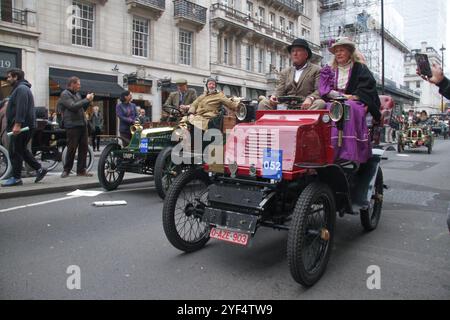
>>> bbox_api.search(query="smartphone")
[415,53,432,77]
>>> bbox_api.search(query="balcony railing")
[1,8,27,25]
[174,0,207,26]
[271,0,303,16]
[125,0,165,11]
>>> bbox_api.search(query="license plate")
[123,153,134,159]
[209,227,249,246]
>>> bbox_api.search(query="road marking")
[0,195,82,213]
[0,186,153,214]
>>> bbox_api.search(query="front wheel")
[154,146,180,200]
[287,182,336,287]
[0,145,12,181]
[98,143,125,191]
[162,169,211,253]
[360,168,384,231]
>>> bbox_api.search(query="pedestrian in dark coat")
[57,76,94,178]
[1,69,47,187]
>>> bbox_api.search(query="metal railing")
[1,8,27,25]
[126,0,165,10]
[273,0,303,15]
[174,0,207,25]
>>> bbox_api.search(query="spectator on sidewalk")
[138,108,150,125]
[89,105,103,152]
[0,98,9,148]
[116,91,137,146]
[57,76,94,178]
[1,69,47,187]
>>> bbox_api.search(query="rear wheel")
[360,168,384,231]
[162,169,211,253]
[0,145,11,181]
[98,143,125,191]
[287,182,336,287]
[34,147,62,172]
[154,146,180,200]
[62,145,94,173]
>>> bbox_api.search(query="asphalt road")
[1,139,449,300]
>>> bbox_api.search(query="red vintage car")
[162,97,386,287]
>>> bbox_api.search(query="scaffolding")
[319,0,398,76]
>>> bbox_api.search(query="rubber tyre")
[62,145,95,173]
[287,182,336,287]
[0,145,12,181]
[162,168,211,253]
[360,168,384,232]
[154,146,179,200]
[34,148,61,172]
[397,142,404,153]
[97,143,125,191]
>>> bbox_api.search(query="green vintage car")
[97,122,181,199]
[98,101,256,199]
[398,124,434,154]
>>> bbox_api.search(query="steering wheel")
[277,96,305,110]
[162,106,183,118]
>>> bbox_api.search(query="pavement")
[0,147,152,199]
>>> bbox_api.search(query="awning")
[49,68,124,98]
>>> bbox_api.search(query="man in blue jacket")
[2,69,47,187]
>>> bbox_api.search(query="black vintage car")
[0,107,94,180]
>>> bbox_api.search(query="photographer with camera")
[57,76,94,178]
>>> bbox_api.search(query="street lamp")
[440,44,446,113]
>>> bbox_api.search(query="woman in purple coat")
[116,90,137,145]
[320,37,381,164]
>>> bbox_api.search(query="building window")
[258,7,265,24]
[279,17,285,32]
[269,51,275,72]
[416,81,421,89]
[224,38,229,64]
[258,49,264,73]
[71,1,94,47]
[269,12,275,29]
[302,28,310,40]
[299,0,305,14]
[132,18,149,58]
[246,45,253,72]
[179,29,193,65]
[288,21,294,36]
[246,1,253,19]
[222,0,235,8]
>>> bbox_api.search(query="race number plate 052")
[209,228,249,246]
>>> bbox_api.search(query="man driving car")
[162,79,197,121]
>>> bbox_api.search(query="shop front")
[49,68,124,135]
[0,46,22,100]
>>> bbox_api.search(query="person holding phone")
[418,63,450,100]
[57,76,94,178]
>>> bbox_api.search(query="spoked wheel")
[154,146,180,200]
[62,145,94,174]
[0,145,12,181]
[287,182,336,287]
[360,168,384,231]
[163,169,211,252]
[98,143,125,191]
[34,147,62,171]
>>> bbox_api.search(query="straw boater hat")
[175,78,188,85]
[328,37,356,55]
